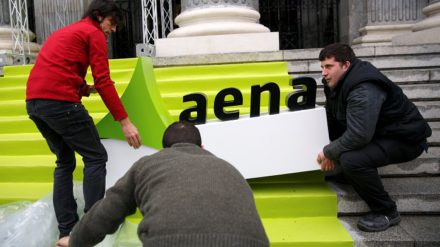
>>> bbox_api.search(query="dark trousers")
[338,137,425,214]
[26,99,107,237]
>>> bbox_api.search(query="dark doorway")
[259,0,340,49]
[112,0,180,59]
[112,0,143,58]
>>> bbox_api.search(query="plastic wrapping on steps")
[0,183,135,247]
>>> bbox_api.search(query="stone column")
[33,0,88,44]
[0,0,10,26]
[168,0,268,37]
[343,0,368,45]
[393,0,440,45]
[352,0,428,46]
[0,0,40,67]
[0,0,10,68]
[154,0,279,57]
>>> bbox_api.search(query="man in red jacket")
[25,0,141,241]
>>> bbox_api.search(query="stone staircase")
[284,44,440,246]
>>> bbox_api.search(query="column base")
[393,27,440,46]
[352,24,413,46]
[0,51,38,66]
[154,32,279,57]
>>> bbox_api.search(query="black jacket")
[323,58,431,160]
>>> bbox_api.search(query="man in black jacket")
[316,43,431,232]
[56,121,269,247]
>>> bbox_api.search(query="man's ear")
[97,16,103,22]
[342,61,351,71]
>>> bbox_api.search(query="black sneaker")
[357,211,401,232]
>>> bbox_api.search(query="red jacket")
[26,17,127,121]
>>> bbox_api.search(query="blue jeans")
[26,99,107,237]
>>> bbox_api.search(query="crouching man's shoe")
[357,211,401,232]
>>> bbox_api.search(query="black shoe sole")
[357,216,401,232]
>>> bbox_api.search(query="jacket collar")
[82,17,103,32]
[324,58,360,98]
[169,143,211,155]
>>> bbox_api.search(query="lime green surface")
[0,58,137,187]
[154,61,293,120]
[121,172,352,247]
[96,57,172,149]
[0,58,353,246]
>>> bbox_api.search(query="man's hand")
[88,85,97,94]
[317,151,336,172]
[120,117,141,149]
[55,236,69,247]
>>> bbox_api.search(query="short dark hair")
[319,43,356,63]
[82,0,124,28]
[162,121,202,148]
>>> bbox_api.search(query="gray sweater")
[69,143,269,247]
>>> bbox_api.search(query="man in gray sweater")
[56,121,269,247]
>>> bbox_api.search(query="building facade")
[0,0,439,62]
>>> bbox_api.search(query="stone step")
[152,44,440,68]
[292,68,440,85]
[283,44,440,62]
[327,177,440,215]
[284,44,440,75]
[339,215,440,247]
[314,83,440,103]
[314,103,440,122]
[287,53,440,74]
[414,102,440,121]
[315,101,440,121]
[428,122,440,145]
[378,146,440,177]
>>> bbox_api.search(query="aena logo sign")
[179,77,317,124]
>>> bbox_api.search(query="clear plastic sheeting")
[0,183,140,247]
[0,193,59,247]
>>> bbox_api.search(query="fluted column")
[353,0,428,46]
[168,0,268,37]
[0,0,10,26]
[393,0,440,45]
[33,0,88,44]
[155,0,278,57]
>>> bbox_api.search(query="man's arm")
[323,82,387,160]
[88,30,141,148]
[68,167,138,247]
[88,30,127,121]
[120,117,142,148]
